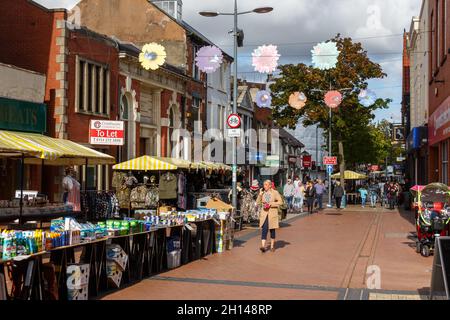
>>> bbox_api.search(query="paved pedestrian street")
[101,206,433,300]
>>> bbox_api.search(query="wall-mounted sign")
[288,156,297,164]
[393,126,405,141]
[0,97,46,134]
[302,155,312,168]
[89,120,124,146]
[429,96,450,146]
[265,155,280,168]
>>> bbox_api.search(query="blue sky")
[38,0,422,123]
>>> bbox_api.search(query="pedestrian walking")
[293,176,301,189]
[333,181,345,209]
[358,185,368,208]
[314,179,326,210]
[305,181,316,214]
[368,181,379,208]
[256,180,283,253]
[283,179,295,213]
[387,182,398,210]
[293,181,305,213]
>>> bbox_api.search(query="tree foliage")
[270,35,392,170]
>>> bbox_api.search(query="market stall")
[0,130,115,225]
[331,171,368,205]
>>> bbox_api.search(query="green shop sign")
[0,97,46,133]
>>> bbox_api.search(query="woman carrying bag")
[256,180,283,253]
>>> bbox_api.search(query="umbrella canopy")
[410,185,426,192]
[331,170,368,180]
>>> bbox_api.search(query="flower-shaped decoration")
[289,92,307,110]
[311,41,340,70]
[256,90,272,108]
[252,45,280,73]
[358,89,377,107]
[324,91,343,109]
[139,43,166,71]
[195,46,223,74]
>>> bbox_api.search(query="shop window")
[75,56,110,116]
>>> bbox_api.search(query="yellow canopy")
[0,130,115,165]
[331,170,368,180]
[113,155,178,171]
[153,157,201,170]
[201,161,232,171]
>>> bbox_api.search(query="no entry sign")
[227,114,241,129]
[89,120,124,146]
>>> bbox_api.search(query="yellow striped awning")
[153,157,193,170]
[0,130,115,165]
[331,170,368,180]
[113,156,178,171]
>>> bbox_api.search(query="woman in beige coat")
[256,180,283,253]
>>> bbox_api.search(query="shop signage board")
[429,96,450,146]
[288,156,297,164]
[370,165,380,172]
[265,155,280,168]
[302,155,312,168]
[430,237,450,300]
[323,156,338,165]
[0,97,46,134]
[89,120,124,146]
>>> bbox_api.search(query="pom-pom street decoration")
[311,42,340,70]
[255,90,272,108]
[252,45,280,73]
[324,91,343,109]
[288,92,307,110]
[139,43,166,71]
[358,89,377,107]
[195,46,223,74]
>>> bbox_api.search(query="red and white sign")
[89,120,124,146]
[302,155,312,168]
[288,156,297,164]
[370,165,380,172]
[227,114,241,129]
[429,96,450,146]
[323,156,338,165]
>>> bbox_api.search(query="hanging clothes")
[159,172,177,200]
[112,172,126,190]
[177,172,187,210]
[63,176,80,212]
[145,187,159,208]
[130,185,149,209]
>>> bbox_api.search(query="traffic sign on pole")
[227,114,241,129]
[323,156,338,166]
[327,165,334,175]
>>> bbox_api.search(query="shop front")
[428,96,450,184]
[407,126,428,185]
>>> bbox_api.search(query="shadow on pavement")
[274,240,291,250]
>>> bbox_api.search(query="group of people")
[356,180,403,210]
[282,177,336,214]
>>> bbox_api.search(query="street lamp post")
[200,2,273,211]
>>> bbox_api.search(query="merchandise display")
[66,264,90,301]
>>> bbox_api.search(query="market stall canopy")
[205,198,234,211]
[153,157,208,170]
[201,161,232,171]
[0,130,115,165]
[113,155,178,171]
[331,170,368,180]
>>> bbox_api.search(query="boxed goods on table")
[106,244,128,271]
[66,264,90,301]
[106,260,123,288]
[167,249,181,269]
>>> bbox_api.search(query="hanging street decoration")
[288,92,307,110]
[324,90,343,109]
[139,43,166,71]
[195,45,224,74]
[358,89,377,107]
[255,90,272,108]
[252,45,280,74]
[311,41,340,70]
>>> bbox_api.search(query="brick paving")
[102,206,434,300]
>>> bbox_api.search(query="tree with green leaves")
[270,35,391,185]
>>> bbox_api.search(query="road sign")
[327,165,334,174]
[89,120,124,146]
[227,114,241,129]
[323,156,338,165]
[227,128,241,138]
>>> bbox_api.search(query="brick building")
[0,0,122,200]
[427,0,450,184]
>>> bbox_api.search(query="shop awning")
[0,130,115,165]
[331,170,368,180]
[201,161,232,171]
[153,157,201,170]
[113,156,178,171]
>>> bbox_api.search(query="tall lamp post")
[199,2,273,211]
[311,87,352,208]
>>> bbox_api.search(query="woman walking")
[293,181,305,213]
[256,180,283,253]
[305,181,316,214]
[333,181,345,209]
